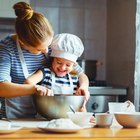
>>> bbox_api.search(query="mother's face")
[20,36,53,54]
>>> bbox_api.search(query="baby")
[25,33,89,111]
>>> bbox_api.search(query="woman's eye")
[57,61,62,64]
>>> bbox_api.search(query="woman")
[0,2,89,119]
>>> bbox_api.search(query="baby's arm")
[24,70,43,85]
[25,70,53,96]
[73,63,90,100]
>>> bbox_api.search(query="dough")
[46,118,81,129]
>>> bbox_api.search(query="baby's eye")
[66,64,71,67]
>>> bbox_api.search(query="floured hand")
[35,85,54,96]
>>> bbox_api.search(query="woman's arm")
[0,81,36,98]
[0,44,37,98]
[0,81,52,97]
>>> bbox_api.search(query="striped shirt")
[0,35,83,119]
[41,68,79,94]
[0,97,6,118]
[0,35,47,119]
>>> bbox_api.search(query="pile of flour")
[46,118,81,129]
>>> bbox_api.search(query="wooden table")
[0,119,140,140]
[1,126,140,140]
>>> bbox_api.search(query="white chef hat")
[50,33,84,63]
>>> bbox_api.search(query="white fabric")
[51,71,74,95]
[17,38,30,79]
[50,33,84,62]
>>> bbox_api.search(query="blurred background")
[0,0,136,110]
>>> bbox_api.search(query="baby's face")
[52,57,74,76]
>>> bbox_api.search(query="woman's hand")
[35,85,53,96]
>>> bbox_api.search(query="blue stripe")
[0,35,47,83]
[41,68,79,93]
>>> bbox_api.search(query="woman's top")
[0,35,83,119]
[0,97,6,118]
[0,35,47,119]
[41,68,79,94]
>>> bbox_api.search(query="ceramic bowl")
[95,113,113,127]
[114,112,140,128]
[67,112,93,126]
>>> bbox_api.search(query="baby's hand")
[76,87,90,101]
[35,85,53,96]
[76,87,90,110]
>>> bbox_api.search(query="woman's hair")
[13,2,54,47]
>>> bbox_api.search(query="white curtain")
[134,0,140,111]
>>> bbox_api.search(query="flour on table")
[46,118,81,129]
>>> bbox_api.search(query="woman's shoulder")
[0,34,16,49]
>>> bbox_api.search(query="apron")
[6,38,36,119]
[51,71,74,95]
[17,38,30,78]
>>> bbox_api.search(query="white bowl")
[114,112,140,128]
[67,112,93,126]
[95,113,113,127]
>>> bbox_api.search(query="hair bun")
[13,2,33,20]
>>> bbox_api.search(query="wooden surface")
[1,126,140,140]
[0,119,140,140]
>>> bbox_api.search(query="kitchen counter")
[0,119,140,140]
[88,86,127,95]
